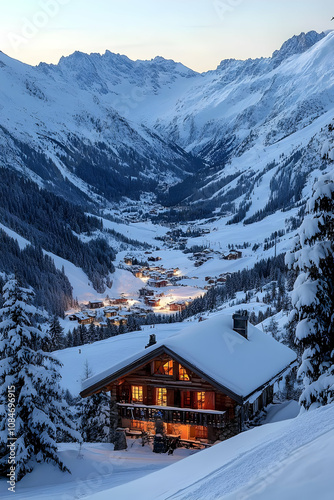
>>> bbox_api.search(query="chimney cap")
[232,311,249,339]
[232,310,249,319]
[145,333,157,349]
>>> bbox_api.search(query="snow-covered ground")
[2,402,332,499]
[0,440,195,500]
[87,403,334,500]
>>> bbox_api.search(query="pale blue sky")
[1,0,333,71]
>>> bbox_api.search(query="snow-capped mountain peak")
[272,30,327,66]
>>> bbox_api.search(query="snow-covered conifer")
[286,171,334,410]
[77,362,110,442]
[47,315,65,351]
[0,278,80,481]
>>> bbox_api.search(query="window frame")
[131,385,144,403]
[153,359,173,376]
[179,365,190,381]
[156,387,168,406]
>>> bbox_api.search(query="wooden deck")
[117,403,228,429]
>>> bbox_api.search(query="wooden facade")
[88,300,104,309]
[116,358,235,442]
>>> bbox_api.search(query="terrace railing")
[117,403,227,429]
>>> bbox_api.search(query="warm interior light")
[156,387,167,406]
[179,365,190,381]
[131,385,143,403]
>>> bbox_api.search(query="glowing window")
[154,360,173,376]
[131,385,143,403]
[156,388,167,406]
[179,365,190,381]
[196,392,205,409]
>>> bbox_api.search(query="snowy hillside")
[89,403,334,500]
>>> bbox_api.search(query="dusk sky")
[1,0,333,72]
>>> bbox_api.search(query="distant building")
[69,312,94,325]
[124,255,133,265]
[88,300,104,309]
[149,279,168,288]
[223,250,242,260]
[169,300,190,312]
[145,297,161,307]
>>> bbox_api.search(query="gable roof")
[80,314,297,402]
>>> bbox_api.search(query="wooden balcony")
[117,403,227,429]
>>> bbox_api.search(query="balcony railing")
[117,403,227,429]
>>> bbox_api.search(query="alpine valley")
[0,30,333,316]
[1,27,334,500]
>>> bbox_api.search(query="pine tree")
[87,322,96,343]
[65,330,74,348]
[47,315,65,351]
[77,362,110,442]
[267,317,279,341]
[0,278,81,481]
[286,171,334,410]
[126,315,142,332]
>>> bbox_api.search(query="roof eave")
[242,358,298,404]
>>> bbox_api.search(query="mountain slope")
[1,31,333,217]
[0,50,202,205]
[148,31,334,219]
[1,31,334,310]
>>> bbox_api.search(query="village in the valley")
[66,246,243,328]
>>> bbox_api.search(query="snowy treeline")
[0,168,116,304]
[0,234,73,317]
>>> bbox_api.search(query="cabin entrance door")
[174,389,181,407]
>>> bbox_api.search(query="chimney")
[232,311,249,339]
[145,334,157,349]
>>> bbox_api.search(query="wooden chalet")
[149,279,169,288]
[110,297,128,306]
[88,300,104,309]
[224,250,242,260]
[71,312,94,325]
[104,307,119,318]
[169,301,189,312]
[145,297,161,308]
[109,316,128,326]
[80,313,297,446]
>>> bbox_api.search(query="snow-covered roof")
[81,314,297,400]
